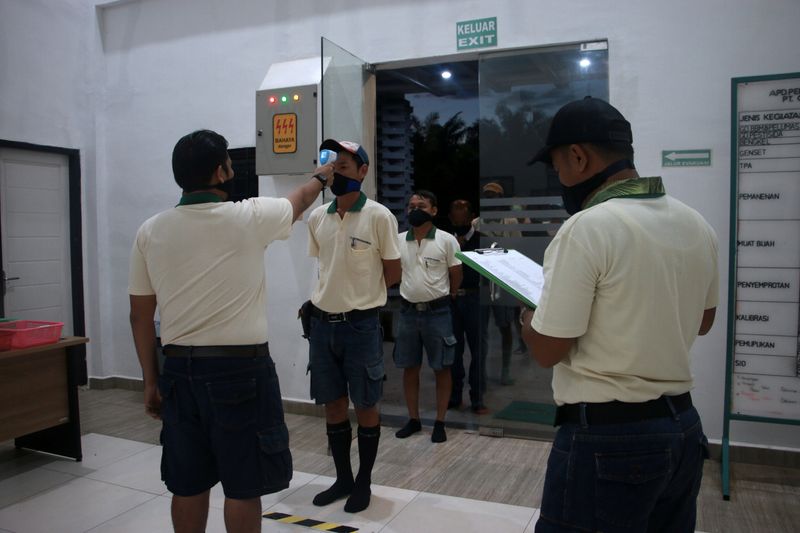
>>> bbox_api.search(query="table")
[0,337,89,460]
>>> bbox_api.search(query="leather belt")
[163,343,269,358]
[455,288,479,296]
[401,296,451,311]
[310,305,379,323]
[554,392,692,426]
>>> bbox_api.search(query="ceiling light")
[441,70,452,80]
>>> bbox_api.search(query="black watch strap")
[312,173,327,189]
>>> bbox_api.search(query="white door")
[0,148,73,335]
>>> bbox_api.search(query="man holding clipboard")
[470,98,718,532]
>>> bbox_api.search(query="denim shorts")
[535,406,709,533]
[393,305,457,370]
[158,353,292,499]
[308,314,384,408]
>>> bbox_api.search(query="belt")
[401,296,451,311]
[455,288,479,296]
[554,392,692,426]
[163,343,269,358]
[310,306,379,323]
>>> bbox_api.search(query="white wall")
[0,0,106,381]
[2,0,799,449]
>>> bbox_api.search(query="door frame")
[0,139,85,338]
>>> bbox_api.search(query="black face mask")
[330,172,362,196]
[561,159,635,215]
[408,209,433,227]
[453,225,471,236]
[213,178,234,198]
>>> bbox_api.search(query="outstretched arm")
[286,163,334,221]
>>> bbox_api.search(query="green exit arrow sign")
[662,149,711,167]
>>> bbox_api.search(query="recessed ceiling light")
[441,70,452,79]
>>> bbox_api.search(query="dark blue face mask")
[330,172,362,196]
[561,159,635,215]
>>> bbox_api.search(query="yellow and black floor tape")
[262,511,359,532]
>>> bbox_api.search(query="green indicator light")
[281,95,288,103]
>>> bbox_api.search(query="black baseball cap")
[528,96,632,165]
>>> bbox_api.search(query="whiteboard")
[729,73,800,421]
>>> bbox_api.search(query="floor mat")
[493,401,556,425]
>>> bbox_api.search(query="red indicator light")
[268,96,276,104]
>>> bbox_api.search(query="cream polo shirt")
[531,194,719,405]
[128,195,294,346]
[308,193,401,313]
[398,226,461,303]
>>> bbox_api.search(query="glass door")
[476,42,609,438]
[320,38,376,196]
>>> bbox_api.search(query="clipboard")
[456,248,544,309]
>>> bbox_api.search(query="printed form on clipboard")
[456,248,544,309]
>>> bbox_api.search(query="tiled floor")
[3,388,799,532]
[0,434,540,533]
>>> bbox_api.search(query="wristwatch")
[312,173,327,190]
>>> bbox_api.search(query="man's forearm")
[298,179,325,212]
[521,307,577,368]
[289,179,325,221]
[383,259,402,288]
[131,319,158,384]
[449,267,463,296]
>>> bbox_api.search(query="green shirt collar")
[405,225,437,241]
[327,192,367,214]
[177,192,224,206]
[583,177,666,210]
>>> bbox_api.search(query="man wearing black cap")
[521,98,718,532]
[306,139,402,513]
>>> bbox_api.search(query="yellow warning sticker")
[263,511,358,532]
[273,113,297,154]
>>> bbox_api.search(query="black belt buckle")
[326,312,346,323]
[404,296,448,311]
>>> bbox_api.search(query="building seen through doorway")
[374,44,609,437]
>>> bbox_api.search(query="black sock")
[313,420,354,506]
[431,420,447,443]
[345,424,380,513]
[394,418,421,438]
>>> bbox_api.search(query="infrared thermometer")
[319,149,337,165]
